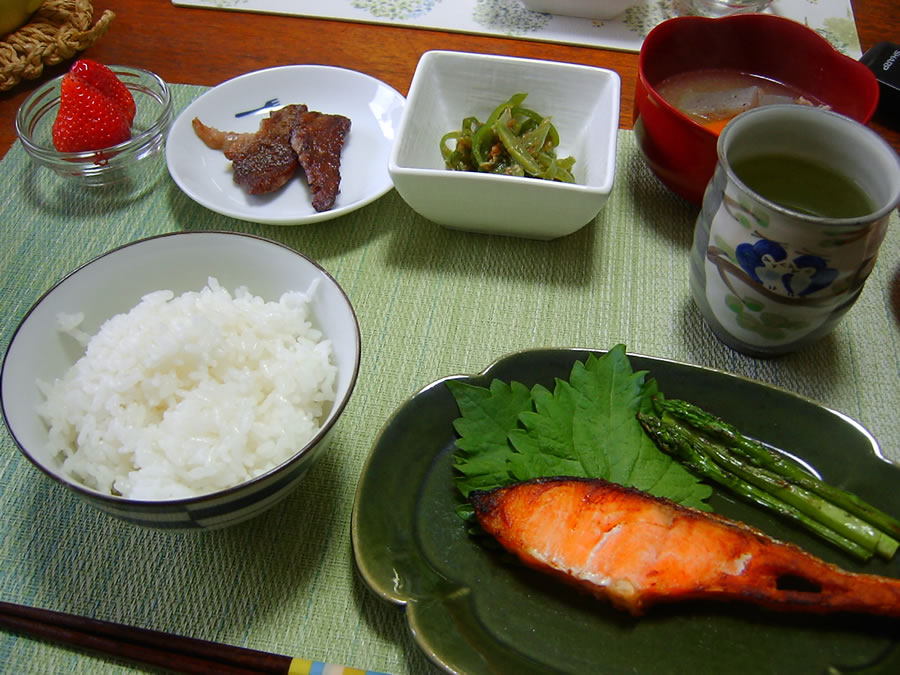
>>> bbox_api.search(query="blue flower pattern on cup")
[736,238,838,298]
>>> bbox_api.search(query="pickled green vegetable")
[439,93,576,183]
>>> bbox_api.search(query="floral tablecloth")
[172,0,864,56]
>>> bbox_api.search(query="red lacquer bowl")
[633,14,880,205]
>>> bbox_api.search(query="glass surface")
[14,66,172,187]
[682,0,774,17]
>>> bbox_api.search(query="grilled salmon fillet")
[470,477,900,616]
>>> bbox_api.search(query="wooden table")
[1,0,898,159]
[1,5,899,673]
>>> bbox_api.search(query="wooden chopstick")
[0,601,386,674]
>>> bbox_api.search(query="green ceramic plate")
[351,349,900,674]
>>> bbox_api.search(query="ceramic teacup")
[690,105,900,357]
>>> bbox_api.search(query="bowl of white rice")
[0,231,361,529]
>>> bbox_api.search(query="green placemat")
[1,83,898,673]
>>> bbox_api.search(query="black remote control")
[860,42,900,124]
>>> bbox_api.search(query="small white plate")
[166,65,405,225]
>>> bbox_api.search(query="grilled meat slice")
[191,118,251,152]
[222,104,308,195]
[192,105,309,195]
[471,477,900,617]
[192,104,350,210]
[290,111,351,212]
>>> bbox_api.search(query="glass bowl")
[15,65,173,187]
[683,0,774,17]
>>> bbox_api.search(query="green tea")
[731,154,874,219]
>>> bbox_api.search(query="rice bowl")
[40,278,337,500]
[1,231,361,529]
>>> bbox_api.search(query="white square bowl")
[389,51,621,240]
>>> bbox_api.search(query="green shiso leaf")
[449,378,534,496]
[450,345,713,512]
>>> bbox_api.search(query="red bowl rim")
[637,14,880,140]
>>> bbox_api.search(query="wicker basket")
[0,0,115,92]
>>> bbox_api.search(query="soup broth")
[656,69,827,133]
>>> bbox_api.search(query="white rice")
[37,277,337,500]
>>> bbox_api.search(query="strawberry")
[69,59,136,124]
[52,74,132,153]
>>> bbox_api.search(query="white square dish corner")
[389,50,621,240]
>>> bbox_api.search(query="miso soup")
[655,69,828,134]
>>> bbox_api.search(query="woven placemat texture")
[0,83,898,673]
[0,0,114,91]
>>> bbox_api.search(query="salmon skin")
[470,477,900,617]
